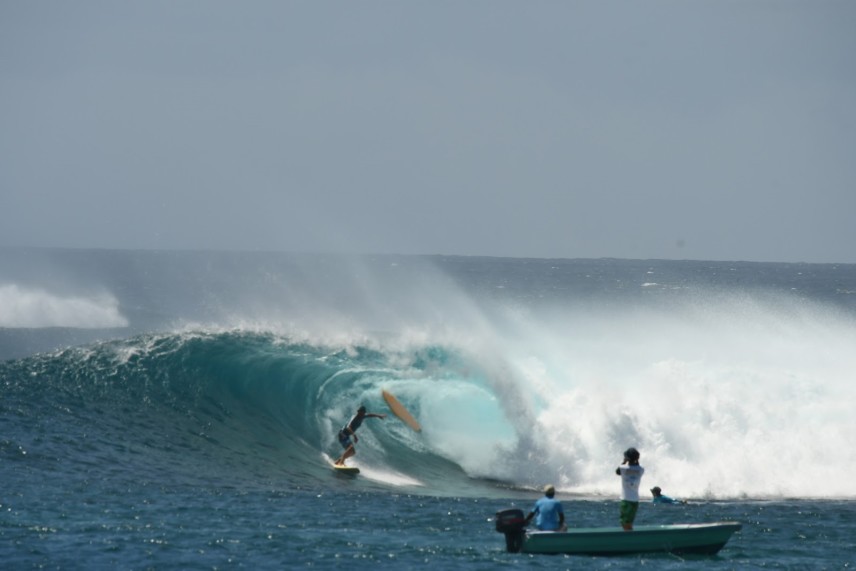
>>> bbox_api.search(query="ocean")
[2,248,855,569]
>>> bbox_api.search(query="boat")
[495,508,741,556]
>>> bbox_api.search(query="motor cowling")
[495,508,526,552]
[495,508,525,533]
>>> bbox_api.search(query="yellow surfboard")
[382,389,422,432]
[333,464,360,475]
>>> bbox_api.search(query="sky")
[1,1,854,263]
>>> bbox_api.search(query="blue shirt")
[653,494,681,504]
[531,496,564,531]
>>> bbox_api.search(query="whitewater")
[2,248,855,568]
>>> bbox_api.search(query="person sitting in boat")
[524,485,566,532]
[334,405,386,466]
[650,486,686,504]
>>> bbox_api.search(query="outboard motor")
[495,508,526,553]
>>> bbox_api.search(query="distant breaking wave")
[0,284,128,329]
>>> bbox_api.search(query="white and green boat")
[496,509,742,556]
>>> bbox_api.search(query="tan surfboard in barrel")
[381,389,421,432]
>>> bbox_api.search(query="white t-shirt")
[618,464,645,502]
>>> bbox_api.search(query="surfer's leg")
[335,433,353,465]
[336,445,355,466]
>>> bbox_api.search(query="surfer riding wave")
[335,405,386,466]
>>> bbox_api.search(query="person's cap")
[544,485,555,495]
[651,486,661,493]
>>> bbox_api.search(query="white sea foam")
[391,292,856,499]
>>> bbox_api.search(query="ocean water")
[2,248,855,569]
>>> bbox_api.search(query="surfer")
[524,485,566,532]
[334,405,386,466]
[615,447,645,530]
[650,486,686,504]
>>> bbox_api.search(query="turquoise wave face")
[0,331,519,497]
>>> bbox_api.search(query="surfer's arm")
[366,413,386,419]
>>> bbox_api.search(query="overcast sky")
[2,1,854,263]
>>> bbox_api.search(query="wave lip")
[0,284,128,329]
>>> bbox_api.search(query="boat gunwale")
[521,521,742,556]
[526,521,743,537]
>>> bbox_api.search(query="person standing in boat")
[334,405,386,466]
[524,484,566,531]
[650,486,686,504]
[615,447,645,530]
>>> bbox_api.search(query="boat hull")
[521,522,742,556]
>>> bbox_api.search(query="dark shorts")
[619,500,639,525]
[338,431,353,449]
